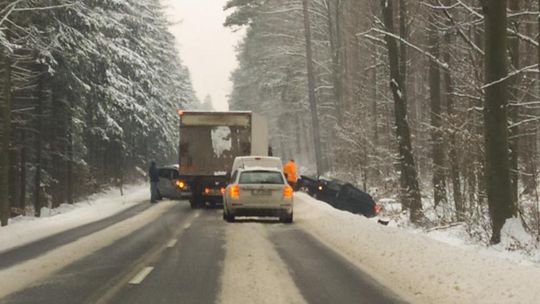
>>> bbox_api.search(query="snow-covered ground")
[0,183,149,253]
[295,192,540,303]
[377,198,540,266]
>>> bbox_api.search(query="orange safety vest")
[283,161,297,183]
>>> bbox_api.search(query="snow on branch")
[358,28,449,71]
[435,0,484,56]
[481,64,538,90]
[12,2,76,12]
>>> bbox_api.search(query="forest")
[0,0,197,226]
[225,0,538,244]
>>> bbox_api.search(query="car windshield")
[238,171,284,184]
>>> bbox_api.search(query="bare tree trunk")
[508,0,520,207]
[0,52,12,226]
[380,0,423,223]
[302,0,324,176]
[521,20,537,195]
[19,129,27,212]
[481,0,516,244]
[66,100,74,204]
[428,3,447,208]
[33,66,48,217]
[327,0,343,125]
[372,52,380,183]
[442,39,464,221]
[440,0,463,220]
[398,0,409,200]
[399,0,407,90]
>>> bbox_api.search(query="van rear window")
[239,171,284,184]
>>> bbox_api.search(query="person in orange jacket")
[283,159,297,189]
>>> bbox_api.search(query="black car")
[314,178,346,204]
[296,175,319,194]
[334,183,380,218]
[305,177,380,218]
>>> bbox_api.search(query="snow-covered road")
[1,188,540,303]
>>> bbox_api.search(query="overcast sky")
[165,0,244,111]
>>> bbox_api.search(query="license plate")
[203,189,221,195]
[252,189,272,196]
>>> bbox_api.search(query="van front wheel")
[223,210,235,222]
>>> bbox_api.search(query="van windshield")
[239,171,284,184]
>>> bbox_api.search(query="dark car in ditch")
[300,176,380,218]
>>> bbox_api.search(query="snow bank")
[294,193,540,304]
[0,183,149,253]
[500,218,535,251]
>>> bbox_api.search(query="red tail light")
[374,203,381,214]
[229,184,240,199]
[283,185,294,198]
[220,187,226,194]
[204,187,210,194]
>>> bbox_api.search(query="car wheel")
[224,210,235,223]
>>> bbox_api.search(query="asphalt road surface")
[0,201,406,304]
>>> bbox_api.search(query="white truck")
[176,111,269,208]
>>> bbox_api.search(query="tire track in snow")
[219,222,307,304]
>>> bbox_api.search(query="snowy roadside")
[294,192,540,304]
[0,183,149,253]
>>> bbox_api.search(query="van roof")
[238,166,283,173]
[232,156,282,172]
[234,156,281,161]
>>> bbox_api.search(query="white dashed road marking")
[129,267,154,285]
[166,239,178,248]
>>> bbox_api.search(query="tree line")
[0,0,197,226]
[225,0,539,244]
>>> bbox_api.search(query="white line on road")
[129,266,154,285]
[166,239,178,248]
[183,222,192,230]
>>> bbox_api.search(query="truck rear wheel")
[190,196,203,209]
[281,213,293,224]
